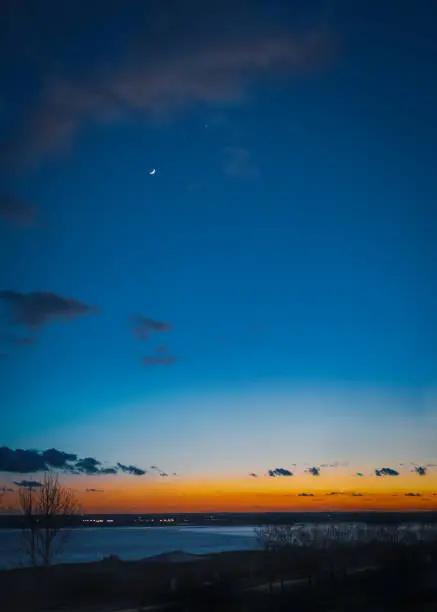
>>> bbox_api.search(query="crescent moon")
[149,169,156,175]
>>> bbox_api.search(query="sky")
[1,0,436,513]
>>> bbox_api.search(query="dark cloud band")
[0,291,98,328]
[0,447,145,477]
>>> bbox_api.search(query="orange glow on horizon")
[66,473,437,514]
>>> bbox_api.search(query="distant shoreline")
[1,510,436,529]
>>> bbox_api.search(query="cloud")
[85,488,104,493]
[150,465,168,477]
[13,480,42,488]
[142,355,180,366]
[412,466,428,476]
[326,491,363,497]
[375,467,399,477]
[116,463,146,476]
[0,195,38,227]
[0,447,145,477]
[356,472,365,477]
[0,486,14,493]
[249,472,258,478]
[268,468,293,478]
[306,466,320,476]
[41,448,78,468]
[405,493,421,497]
[73,457,102,474]
[329,461,349,468]
[12,20,331,165]
[298,493,314,497]
[74,457,117,475]
[130,315,172,340]
[0,446,64,473]
[0,291,98,328]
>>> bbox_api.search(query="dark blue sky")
[1,0,436,481]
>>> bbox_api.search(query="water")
[1,522,434,569]
[0,526,259,569]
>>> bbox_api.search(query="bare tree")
[18,483,39,566]
[255,524,297,592]
[18,473,80,566]
[37,472,80,565]
[255,524,296,550]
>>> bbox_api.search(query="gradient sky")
[1,0,436,512]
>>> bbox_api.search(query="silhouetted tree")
[18,472,80,566]
[255,524,297,592]
[18,482,39,566]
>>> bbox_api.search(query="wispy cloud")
[298,492,314,497]
[356,472,365,477]
[13,480,42,488]
[10,24,331,166]
[0,291,98,329]
[405,492,421,497]
[143,355,180,367]
[249,472,258,478]
[130,314,172,341]
[150,465,169,477]
[85,488,104,493]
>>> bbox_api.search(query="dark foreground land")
[2,539,437,612]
